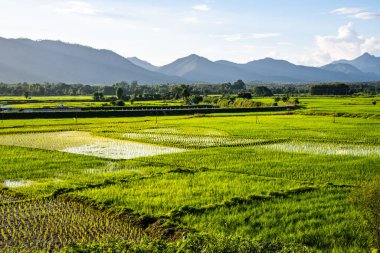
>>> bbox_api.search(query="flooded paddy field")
[0,131,185,159]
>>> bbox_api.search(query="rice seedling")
[262,141,380,157]
[181,187,370,252]
[0,198,145,252]
[73,171,313,216]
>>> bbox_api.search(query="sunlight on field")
[141,126,226,136]
[0,198,144,252]
[0,131,185,159]
[62,141,185,159]
[3,179,32,188]
[262,141,380,157]
[123,132,259,147]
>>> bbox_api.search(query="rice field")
[0,198,145,252]
[262,141,380,157]
[0,96,379,252]
[0,131,185,159]
[73,171,313,216]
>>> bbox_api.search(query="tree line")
[0,81,378,98]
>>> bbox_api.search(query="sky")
[0,0,380,66]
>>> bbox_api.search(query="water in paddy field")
[262,142,380,157]
[123,132,258,147]
[3,180,32,188]
[0,131,186,159]
[62,140,185,159]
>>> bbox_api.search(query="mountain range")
[0,37,379,84]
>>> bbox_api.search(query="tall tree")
[116,87,124,100]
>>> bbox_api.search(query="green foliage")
[253,86,273,97]
[237,91,252,99]
[232,79,246,90]
[23,91,29,99]
[116,87,124,100]
[189,95,203,105]
[115,99,125,106]
[216,98,261,108]
[310,83,350,95]
[93,91,104,101]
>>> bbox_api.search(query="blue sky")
[0,0,379,66]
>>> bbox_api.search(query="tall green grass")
[181,187,370,252]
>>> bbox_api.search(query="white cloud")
[330,7,380,20]
[222,34,243,42]
[354,12,380,20]
[331,7,362,15]
[251,33,280,39]
[152,27,162,33]
[52,1,98,15]
[181,17,199,23]
[277,42,293,46]
[303,22,380,65]
[218,33,280,42]
[193,4,210,11]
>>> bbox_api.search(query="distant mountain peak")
[127,56,159,72]
[357,52,376,60]
[361,52,373,57]
[183,54,209,62]
[333,52,380,76]
[188,53,202,58]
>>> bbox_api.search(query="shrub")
[115,100,125,106]
[253,86,273,97]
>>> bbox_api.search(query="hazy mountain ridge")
[333,53,380,76]
[0,37,379,84]
[157,54,268,83]
[158,54,379,83]
[0,37,183,84]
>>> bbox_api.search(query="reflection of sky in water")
[4,180,32,188]
[62,141,185,159]
[123,133,258,147]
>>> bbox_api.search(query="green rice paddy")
[0,95,379,252]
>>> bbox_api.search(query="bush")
[115,100,125,106]
[237,92,252,99]
[189,95,203,105]
[253,86,273,97]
